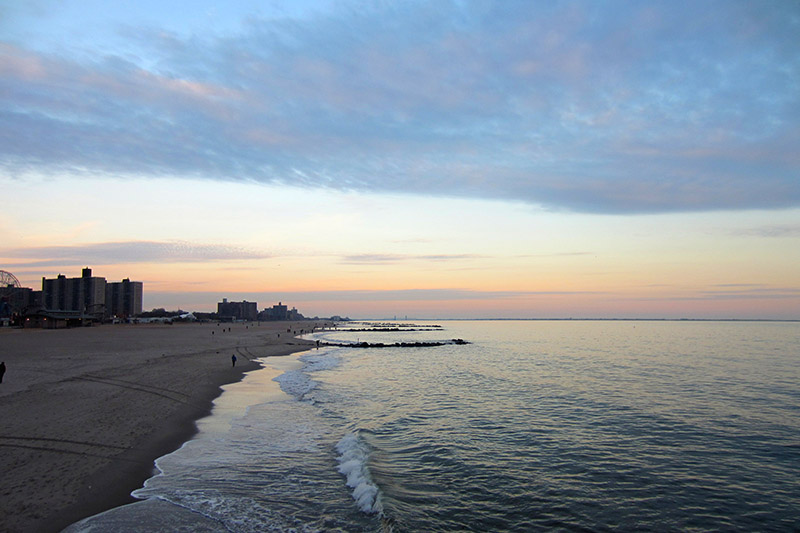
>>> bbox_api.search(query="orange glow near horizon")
[2,178,798,319]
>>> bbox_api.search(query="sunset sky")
[2,1,799,319]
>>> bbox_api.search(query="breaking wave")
[335,432,383,515]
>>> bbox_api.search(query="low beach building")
[1,286,42,315]
[23,309,89,329]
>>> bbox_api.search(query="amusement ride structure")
[0,269,21,298]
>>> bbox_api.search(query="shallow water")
[67,320,800,532]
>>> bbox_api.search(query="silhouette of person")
[0,361,5,383]
[231,354,237,367]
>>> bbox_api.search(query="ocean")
[66,320,799,532]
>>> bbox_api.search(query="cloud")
[731,224,800,238]
[1,241,269,266]
[1,1,799,213]
[629,286,800,301]
[712,283,766,288]
[698,287,800,300]
[340,253,484,264]
[146,288,604,305]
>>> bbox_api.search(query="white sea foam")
[273,369,316,399]
[335,432,383,515]
[298,350,341,372]
[274,350,341,400]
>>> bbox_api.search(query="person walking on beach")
[0,361,5,383]
[231,354,237,367]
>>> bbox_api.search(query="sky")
[1,0,799,319]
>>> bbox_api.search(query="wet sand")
[0,321,323,533]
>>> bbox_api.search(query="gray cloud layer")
[1,1,798,213]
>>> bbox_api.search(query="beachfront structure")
[217,298,258,321]
[42,268,106,315]
[1,286,42,315]
[41,268,143,319]
[105,278,143,319]
[258,302,305,321]
[260,301,288,321]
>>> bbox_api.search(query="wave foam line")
[336,432,383,515]
[272,351,340,400]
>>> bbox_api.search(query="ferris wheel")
[0,270,21,298]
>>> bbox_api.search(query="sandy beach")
[0,321,323,533]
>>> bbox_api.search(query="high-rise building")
[217,298,258,321]
[257,302,304,321]
[42,268,106,314]
[105,278,143,318]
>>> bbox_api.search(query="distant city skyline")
[2,1,798,319]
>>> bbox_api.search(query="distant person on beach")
[231,354,237,367]
[0,361,5,383]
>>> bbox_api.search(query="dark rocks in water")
[338,328,443,332]
[321,339,470,348]
[348,323,443,329]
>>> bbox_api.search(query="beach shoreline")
[0,321,325,533]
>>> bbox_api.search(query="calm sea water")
[67,320,800,532]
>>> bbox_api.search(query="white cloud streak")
[1,241,269,266]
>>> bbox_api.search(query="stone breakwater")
[335,327,442,332]
[321,339,469,348]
